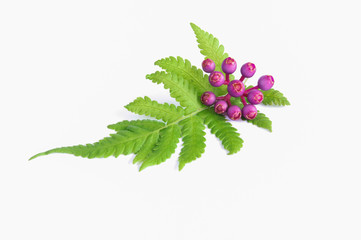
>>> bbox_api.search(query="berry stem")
[224,74,230,85]
[241,96,248,106]
[240,76,245,82]
[244,85,259,94]
[216,96,225,100]
[225,94,232,106]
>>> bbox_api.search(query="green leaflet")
[133,132,160,164]
[178,115,206,170]
[146,71,202,113]
[29,122,165,160]
[125,96,184,123]
[198,109,243,155]
[107,119,164,132]
[246,85,290,106]
[155,56,225,96]
[190,23,228,74]
[261,89,291,106]
[246,112,272,132]
[139,124,181,171]
[230,97,272,132]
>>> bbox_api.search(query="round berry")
[227,80,245,97]
[209,71,225,87]
[202,59,216,73]
[214,100,228,114]
[247,89,264,105]
[221,57,237,74]
[201,91,216,106]
[227,105,242,120]
[240,62,256,78]
[258,75,274,91]
[242,104,258,120]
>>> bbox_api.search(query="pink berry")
[227,80,245,97]
[202,59,216,73]
[209,71,225,87]
[221,57,237,74]
[258,75,274,91]
[242,104,258,120]
[247,89,264,105]
[227,105,242,120]
[201,91,216,106]
[240,62,256,78]
[214,100,228,114]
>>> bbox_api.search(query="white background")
[1,0,360,239]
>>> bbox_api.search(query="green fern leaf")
[107,119,164,132]
[246,85,290,106]
[230,97,272,132]
[146,71,202,113]
[155,56,225,96]
[125,96,184,123]
[190,23,229,72]
[178,115,206,170]
[198,109,243,155]
[139,124,181,171]
[246,112,272,132]
[29,123,165,160]
[133,132,160,164]
[261,88,290,106]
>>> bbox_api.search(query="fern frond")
[107,119,164,132]
[29,124,165,160]
[246,85,290,106]
[261,88,290,106]
[125,96,184,123]
[146,71,202,113]
[139,124,181,171]
[178,115,206,170]
[246,112,272,132]
[198,109,243,155]
[154,56,225,96]
[190,23,229,73]
[133,132,160,164]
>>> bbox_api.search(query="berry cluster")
[200,57,274,121]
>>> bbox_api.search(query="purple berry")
[240,62,256,78]
[247,89,264,105]
[242,104,258,120]
[221,57,237,74]
[202,59,216,73]
[227,105,242,120]
[209,71,225,87]
[214,100,228,114]
[258,75,274,91]
[201,91,216,106]
[227,80,245,97]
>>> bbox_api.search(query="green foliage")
[246,85,290,106]
[198,109,243,155]
[146,71,202,113]
[190,23,228,74]
[246,112,272,132]
[30,23,289,171]
[261,88,291,106]
[178,115,206,170]
[190,23,236,90]
[139,124,181,171]
[30,121,165,160]
[125,96,184,123]
[155,56,225,96]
